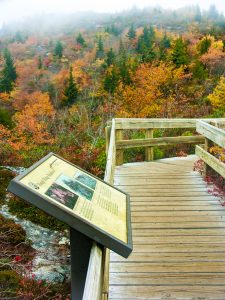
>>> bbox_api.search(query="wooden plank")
[130,243,225,253]
[109,285,225,299]
[110,261,225,273]
[124,185,207,190]
[114,178,203,185]
[130,205,223,211]
[110,273,225,285]
[196,145,225,178]
[131,215,225,223]
[131,201,220,206]
[131,228,225,236]
[110,252,225,263]
[83,243,103,300]
[131,210,225,216]
[197,120,225,148]
[131,222,225,229]
[123,191,211,197]
[129,196,220,201]
[132,235,225,244]
[114,118,225,129]
[117,135,204,149]
[105,120,116,183]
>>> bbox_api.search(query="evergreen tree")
[192,60,208,81]
[105,48,115,66]
[137,26,156,62]
[105,24,120,36]
[197,37,211,55]
[62,66,78,106]
[127,25,136,40]
[117,41,131,85]
[103,66,119,94]
[76,33,86,46]
[159,34,171,60]
[54,41,63,58]
[96,36,104,59]
[171,38,188,67]
[0,48,17,93]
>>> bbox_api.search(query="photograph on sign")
[9,154,131,250]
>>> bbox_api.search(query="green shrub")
[0,107,13,127]
[8,196,67,231]
[0,168,15,204]
[0,270,20,296]
[0,214,26,245]
[154,147,165,160]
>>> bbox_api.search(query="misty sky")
[0,0,224,26]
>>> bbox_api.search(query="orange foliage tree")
[13,92,56,148]
[0,92,56,165]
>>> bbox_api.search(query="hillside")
[0,5,225,298]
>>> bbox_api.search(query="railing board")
[83,243,103,300]
[116,135,204,149]
[196,120,225,148]
[114,118,225,129]
[196,145,225,178]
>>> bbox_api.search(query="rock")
[1,204,70,283]
[59,237,70,245]
[34,267,65,283]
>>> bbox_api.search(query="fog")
[0,0,224,27]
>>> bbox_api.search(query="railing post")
[105,126,111,154]
[145,129,154,161]
[116,129,123,165]
[203,137,210,178]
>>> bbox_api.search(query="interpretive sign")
[8,152,132,258]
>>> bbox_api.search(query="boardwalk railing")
[196,120,225,178]
[82,117,225,300]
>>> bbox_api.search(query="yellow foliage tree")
[208,77,225,112]
[113,62,188,118]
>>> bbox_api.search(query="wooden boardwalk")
[108,155,225,300]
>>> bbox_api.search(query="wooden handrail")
[196,121,225,149]
[83,121,116,300]
[114,118,225,129]
[117,135,205,149]
[196,120,225,179]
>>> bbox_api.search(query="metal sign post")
[70,228,92,300]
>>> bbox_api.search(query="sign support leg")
[70,227,92,300]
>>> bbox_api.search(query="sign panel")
[8,153,132,257]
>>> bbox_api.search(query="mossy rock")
[0,214,26,245]
[0,168,15,204]
[8,196,67,231]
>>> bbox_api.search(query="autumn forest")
[0,4,225,298]
[0,5,224,172]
